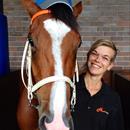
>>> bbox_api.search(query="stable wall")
[3,0,130,70]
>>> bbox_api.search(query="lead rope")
[21,39,79,108]
[71,59,79,111]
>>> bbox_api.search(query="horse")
[17,0,82,130]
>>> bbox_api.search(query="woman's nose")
[95,55,102,62]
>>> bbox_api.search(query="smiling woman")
[71,39,125,130]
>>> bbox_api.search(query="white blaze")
[44,19,71,115]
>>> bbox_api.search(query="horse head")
[18,0,82,130]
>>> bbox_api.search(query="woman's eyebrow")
[92,50,97,53]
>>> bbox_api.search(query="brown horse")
[17,0,82,130]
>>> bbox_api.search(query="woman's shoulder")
[102,82,121,103]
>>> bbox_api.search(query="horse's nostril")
[45,114,54,123]
[39,115,46,130]
[62,114,69,127]
[69,117,74,130]
[62,114,74,129]
[39,114,54,130]
[63,115,74,130]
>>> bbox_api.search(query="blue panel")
[68,0,72,5]
[0,13,10,76]
[35,0,46,4]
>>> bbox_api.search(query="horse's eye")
[78,40,82,48]
[28,36,37,54]
[28,36,34,47]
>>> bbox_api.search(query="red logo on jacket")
[96,107,109,115]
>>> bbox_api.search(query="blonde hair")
[80,39,118,74]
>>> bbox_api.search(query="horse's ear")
[73,1,82,18]
[21,0,41,17]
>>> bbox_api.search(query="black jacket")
[71,74,125,130]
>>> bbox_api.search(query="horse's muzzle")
[39,113,74,130]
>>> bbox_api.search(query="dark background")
[0,71,20,130]
[0,0,3,13]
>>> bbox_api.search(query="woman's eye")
[102,56,110,62]
[91,51,97,56]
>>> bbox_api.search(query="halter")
[31,9,51,24]
[21,10,79,110]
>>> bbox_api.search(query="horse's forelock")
[48,3,79,32]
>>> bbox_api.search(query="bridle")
[21,9,79,110]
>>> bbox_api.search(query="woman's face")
[87,45,115,77]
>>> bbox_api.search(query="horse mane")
[48,3,79,32]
